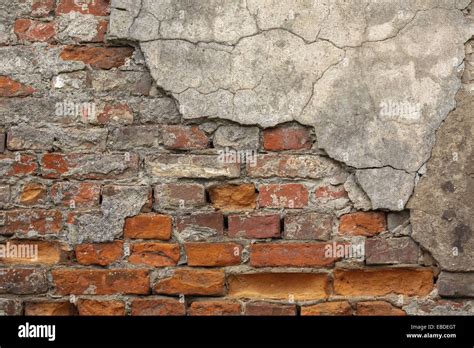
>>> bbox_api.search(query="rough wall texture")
[0,0,472,316]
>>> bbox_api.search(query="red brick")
[0,154,37,177]
[25,302,76,316]
[56,0,110,16]
[131,298,186,316]
[129,242,180,267]
[333,268,434,296]
[75,241,123,266]
[315,185,348,200]
[52,269,149,295]
[284,213,332,240]
[0,210,63,236]
[154,269,225,296]
[32,0,56,17]
[176,212,224,236]
[0,299,22,315]
[208,184,257,211]
[301,301,353,316]
[0,76,35,97]
[189,301,241,316]
[124,214,172,240]
[250,243,337,267]
[258,184,309,208]
[96,102,133,125]
[228,213,280,239]
[0,240,71,265]
[263,125,312,151]
[51,182,101,208]
[40,153,139,179]
[162,125,209,150]
[355,301,406,316]
[77,300,125,316]
[19,183,47,205]
[339,212,387,236]
[228,273,328,301]
[60,46,134,69]
[245,302,297,316]
[185,243,242,267]
[0,269,48,294]
[14,19,56,42]
[154,183,206,210]
[93,19,108,42]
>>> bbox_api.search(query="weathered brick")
[301,301,353,316]
[258,184,309,208]
[284,213,332,240]
[0,210,63,236]
[0,240,71,265]
[32,0,56,17]
[245,302,297,316]
[263,125,312,151]
[95,102,134,125]
[25,302,76,316]
[91,71,153,95]
[108,126,161,150]
[339,212,387,236]
[162,125,209,150]
[0,76,35,97]
[124,214,172,240]
[0,154,37,177]
[209,184,257,211]
[365,237,420,265]
[51,182,101,208]
[78,300,125,316]
[93,19,109,42]
[129,242,180,267]
[56,0,110,16]
[0,185,10,208]
[176,212,224,241]
[355,301,406,316]
[75,241,123,266]
[136,97,180,124]
[146,155,240,178]
[189,300,241,316]
[40,153,139,179]
[7,125,107,152]
[131,298,186,316]
[315,185,348,200]
[250,243,337,267]
[19,183,47,205]
[0,299,23,315]
[154,183,206,210]
[185,243,242,267]
[0,269,48,294]
[60,46,133,69]
[52,269,149,295]
[437,272,474,298]
[333,268,434,296]
[228,213,280,239]
[14,19,56,42]
[248,155,345,179]
[0,133,5,153]
[214,125,260,150]
[228,273,329,300]
[154,269,225,296]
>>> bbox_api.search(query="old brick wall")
[0,0,472,316]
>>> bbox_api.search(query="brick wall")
[0,0,472,316]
